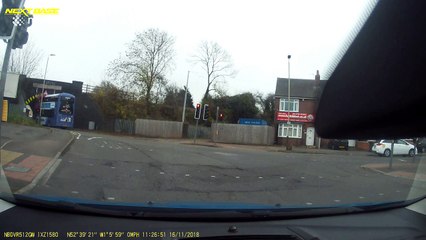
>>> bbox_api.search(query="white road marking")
[68,160,73,163]
[359,196,365,199]
[160,172,165,175]
[149,149,153,152]
[318,176,323,179]
[106,197,115,200]
[128,148,132,150]
[100,145,104,148]
[185,174,190,177]
[213,152,238,156]
[396,190,400,193]
[300,177,305,179]
[88,137,102,141]
[0,140,12,149]
[135,169,140,172]
[103,141,108,145]
[334,200,341,203]
[399,159,406,162]
[280,177,285,179]
[378,193,384,196]
[111,166,115,169]
[258,176,263,179]
[211,175,216,178]
[71,191,79,194]
[235,176,240,179]
[306,202,313,205]
[109,146,113,149]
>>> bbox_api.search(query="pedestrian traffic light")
[194,103,201,119]
[0,0,23,39]
[203,104,209,120]
[12,13,31,49]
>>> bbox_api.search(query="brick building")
[274,71,326,147]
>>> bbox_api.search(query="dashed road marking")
[280,177,285,179]
[300,177,305,179]
[258,176,263,179]
[359,196,365,199]
[334,200,341,203]
[71,191,79,194]
[306,202,313,205]
[68,160,73,163]
[211,175,216,178]
[106,197,115,200]
[111,166,115,169]
[128,148,132,150]
[100,145,104,148]
[135,169,140,172]
[160,172,165,175]
[235,176,240,179]
[103,141,108,145]
[378,193,384,196]
[88,137,102,141]
[185,174,190,177]
[318,176,323,179]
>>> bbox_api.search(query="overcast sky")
[2,0,376,103]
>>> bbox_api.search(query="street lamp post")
[287,55,291,150]
[39,53,55,123]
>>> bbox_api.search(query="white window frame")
[278,123,302,138]
[279,99,299,112]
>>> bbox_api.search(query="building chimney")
[315,70,320,85]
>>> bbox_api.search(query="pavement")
[0,123,75,192]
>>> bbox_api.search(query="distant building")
[274,70,326,147]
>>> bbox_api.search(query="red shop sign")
[276,112,315,122]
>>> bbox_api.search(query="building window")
[278,123,302,138]
[279,99,299,112]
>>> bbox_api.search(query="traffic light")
[0,0,23,39]
[202,104,209,120]
[219,113,224,121]
[12,13,31,49]
[194,103,201,119]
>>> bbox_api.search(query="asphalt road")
[29,130,426,207]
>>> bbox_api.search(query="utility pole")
[286,54,292,150]
[0,36,16,128]
[181,71,190,123]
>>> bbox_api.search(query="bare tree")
[108,28,175,115]
[1,41,43,77]
[193,41,236,101]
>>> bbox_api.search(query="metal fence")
[187,125,211,139]
[212,123,274,145]
[135,119,183,138]
[114,119,135,134]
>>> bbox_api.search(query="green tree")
[211,92,259,123]
[256,93,275,125]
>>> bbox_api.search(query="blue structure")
[41,93,75,128]
[238,118,267,125]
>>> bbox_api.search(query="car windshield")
[1,0,425,217]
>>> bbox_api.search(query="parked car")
[328,139,349,150]
[372,139,417,157]
[416,138,426,153]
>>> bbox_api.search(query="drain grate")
[4,165,30,173]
